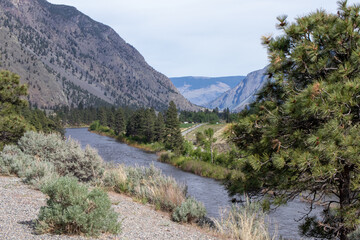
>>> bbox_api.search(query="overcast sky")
[47,0,358,77]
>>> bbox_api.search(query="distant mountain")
[0,0,198,111]
[207,68,269,112]
[171,76,245,106]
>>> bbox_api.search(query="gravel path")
[0,176,220,240]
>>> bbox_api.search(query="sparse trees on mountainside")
[227,1,360,239]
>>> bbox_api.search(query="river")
[66,128,321,240]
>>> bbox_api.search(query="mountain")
[171,76,245,106]
[0,0,198,111]
[207,68,269,112]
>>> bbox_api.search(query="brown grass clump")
[102,164,187,211]
[212,199,277,240]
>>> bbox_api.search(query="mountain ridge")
[0,0,198,111]
[207,67,269,112]
[171,76,245,107]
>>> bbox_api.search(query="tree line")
[58,101,184,152]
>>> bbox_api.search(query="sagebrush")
[36,176,121,236]
[17,131,104,182]
[172,197,207,223]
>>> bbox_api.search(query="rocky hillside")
[0,0,197,111]
[207,67,269,112]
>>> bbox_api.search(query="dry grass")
[102,164,186,212]
[212,199,277,240]
[184,123,232,153]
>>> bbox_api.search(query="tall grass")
[102,164,186,211]
[159,152,231,180]
[213,199,277,240]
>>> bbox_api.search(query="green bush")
[348,228,360,240]
[23,160,58,187]
[0,144,58,187]
[18,131,104,182]
[172,197,206,223]
[36,176,121,237]
[0,145,33,176]
[89,120,100,131]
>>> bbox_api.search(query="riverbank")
[90,127,232,181]
[0,176,220,240]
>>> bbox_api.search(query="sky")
[47,0,358,77]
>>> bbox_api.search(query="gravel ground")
[0,176,220,240]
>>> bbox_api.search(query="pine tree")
[154,112,165,142]
[164,101,183,152]
[228,2,360,239]
[97,107,107,127]
[0,70,30,150]
[114,108,125,135]
[107,108,115,129]
[143,108,156,143]
[126,108,146,140]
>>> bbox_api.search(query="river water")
[66,128,321,240]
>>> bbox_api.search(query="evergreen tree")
[97,107,107,127]
[143,108,156,143]
[107,108,115,129]
[228,2,360,239]
[164,101,183,152]
[114,108,125,135]
[154,112,165,142]
[126,108,146,140]
[0,70,30,150]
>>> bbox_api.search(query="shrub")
[23,160,58,188]
[159,151,174,163]
[348,228,360,240]
[18,131,104,182]
[0,144,58,187]
[102,165,128,193]
[212,200,277,240]
[0,145,33,176]
[172,197,206,223]
[89,120,100,131]
[36,176,121,237]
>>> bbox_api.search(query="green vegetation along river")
[66,128,322,239]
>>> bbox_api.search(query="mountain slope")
[0,0,197,111]
[171,76,245,106]
[207,68,268,112]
